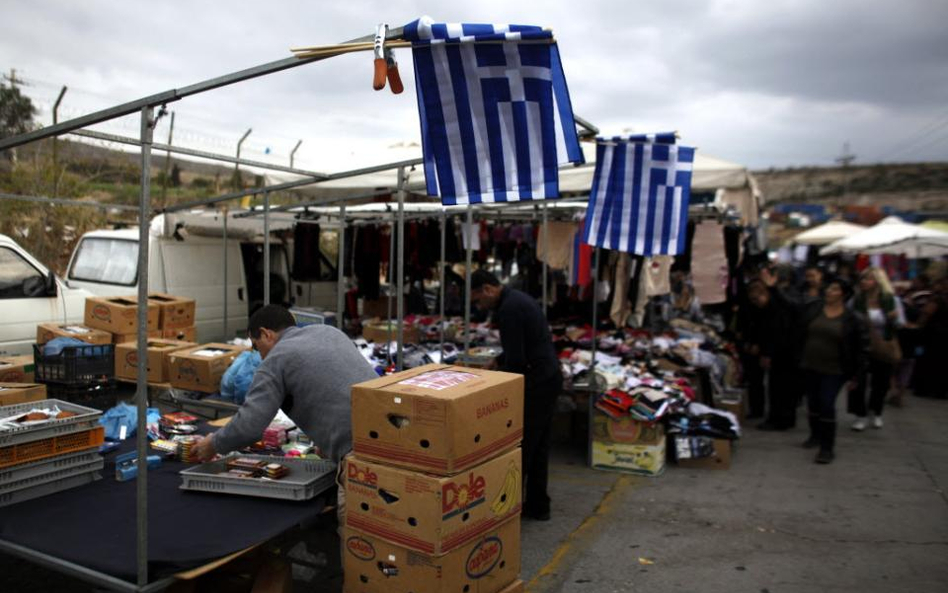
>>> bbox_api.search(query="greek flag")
[403,16,584,206]
[582,134,695,256]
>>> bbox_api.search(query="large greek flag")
[582,134,695,256]
[403,16,584,206]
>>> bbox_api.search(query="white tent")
[820,216,948,257]
[789,220,867,246]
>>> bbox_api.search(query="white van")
[0,234,92,356]
[64,211,339,343]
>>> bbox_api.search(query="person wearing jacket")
[762,269,868,464]
[848,267,899,430]
[746,279,798,430]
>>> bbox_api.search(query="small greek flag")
[403,16,584,206]
[582,134,695,256]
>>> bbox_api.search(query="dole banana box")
[148,292,196,330]
[166,343,246,393]
[497,581,524,593]
[346,448,522,555]
[343,518,520,593]
[351,364,524,475]
[84,296,159,334]
[36,323,112,346]
[114,339,197,383]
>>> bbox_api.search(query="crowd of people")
[735,263,948,464]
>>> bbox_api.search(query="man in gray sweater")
[194,305,378,463]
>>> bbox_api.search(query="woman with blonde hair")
[849,266,901,430]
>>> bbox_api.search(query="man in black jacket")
[471,269,562,520]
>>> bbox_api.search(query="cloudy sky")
[1,0,946,172]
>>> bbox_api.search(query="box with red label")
[0,355,34,383]
[351,364,523,475]
[342,518,520,593]
[161,327,196,342]
[36,323,112,346]
[84,296,159,334]
[591,409,664,445]
[345,448,521,555]
[497,580,523,593]
[0,383,47,406]
[114,339,198,383]
[166,343,247,393]
[148,292,196,329]
[113,330,161,344]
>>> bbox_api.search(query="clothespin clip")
[385,47,403,94]
[373,24,388,91]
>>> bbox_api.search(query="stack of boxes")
[589,408,666,477]
[166,344,247,393]
[149,293,197,342]
[344,364,525,593]
[114,339,197,384]
[83,296,160,343]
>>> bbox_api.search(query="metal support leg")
[590,247,600,389]
[396,168,406,371]
[464,205,473,356]
[135,105,154,588]
[223,207,228,340]
[337,205,346,333]
[263,191,270,306]
[387,219,395,368]
[439,210,446,361]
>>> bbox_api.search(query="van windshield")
[69,238,139,285]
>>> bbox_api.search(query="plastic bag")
[99,403,161,441]
[43,337,97,356]
[219,350,262,404]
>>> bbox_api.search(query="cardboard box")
[497,581,523,593]
[343,518,520,593]
[591,410,663,445]
[161,326,197,342]
[36,323,112,346]
[352,364,524,475]
[0,383,47,406]
[0,355,35,383]
[148,293,196,329]
[85,296,159,334]
[115,339,198,383]
[167,343,247,393]
[346,448,522,555]
[361,297,398,320]
[674,437,732,470]
[113,330,161,344]
[362,321,420,345]
[590,425,666,477]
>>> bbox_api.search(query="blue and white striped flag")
[403,16,584,206]
[582,134,696,256]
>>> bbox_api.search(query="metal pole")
[337,205,346,331]
[159,111,175,207]
[387,216,395,368]
[590,247,600,388]
[263,191,270,306]
[135,105,154,588]
[51,85,67,185]
[234,128,252,190]
[439,210,446,361]
[542,203,549,318]
[464,205,473,356]
[396,168,406,371]
[290,139,303,168]
[223,206,229,340]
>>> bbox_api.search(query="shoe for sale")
[871,415,883,429]
[815,449,835,464]
[801,436,820,449]
[851,418,867,431]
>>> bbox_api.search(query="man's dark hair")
[470,269,501,291]
[248,305,295,338]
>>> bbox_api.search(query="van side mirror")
[45,271,58,297]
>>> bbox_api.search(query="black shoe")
[815,449,834,464]
[801,436,820,449]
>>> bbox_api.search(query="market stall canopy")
[788,220,867,246]
[820,216,948,257]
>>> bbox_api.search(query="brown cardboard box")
[36,323,112,346]
[497,581,523,593]
[167,343,247,393]
[85,296,159,334]
[113,330,161,344]
[343,518,520,593]
[0,383,47,406]
[115,339,198,384]
[675,437,732,470]
[590,426,666,477]
[361,297,398,320]
[148,293,196,329]
[346,448,522,555]
[162,327,197,342]
[362,321,421,345]
[352,364,524,475]
[591,410,663,445]
[0,355,35,383]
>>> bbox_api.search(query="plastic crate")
[0,399,103,447]
[33,343,114,386]
[0,468,102,507]
[0,448,101,486]
[0,426,105,469]
[180,454,336,501]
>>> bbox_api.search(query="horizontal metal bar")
[573,114,600,136]
[0,28,402,152]
[234,188,393,218]
[0,192,140,211]
[71,130,330,179]
[0,539,174,593]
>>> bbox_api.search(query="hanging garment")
[568,221,593,287]
[292,222,322,281]
[610,252,633,327]
[644,256,674,297]
[536,221,577,270]
[461,221,481,251]
[672,219,696,273]
[355,225,382,300]
[691,222,728,305]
